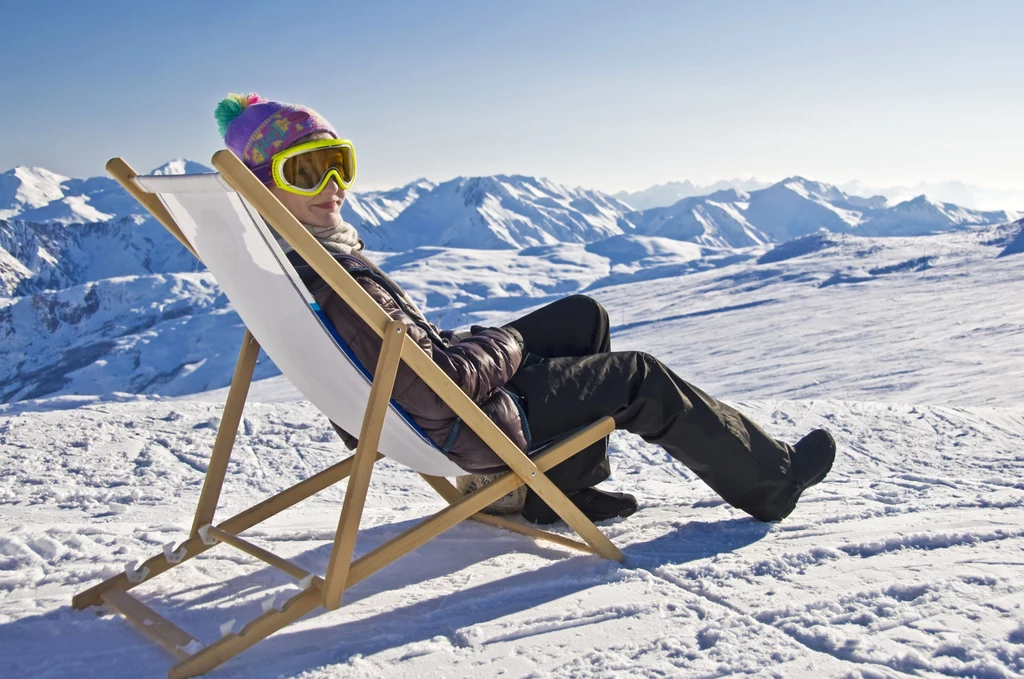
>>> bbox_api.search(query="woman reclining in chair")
[215,93,836,526]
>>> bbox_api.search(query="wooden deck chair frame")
[71,151,623,678]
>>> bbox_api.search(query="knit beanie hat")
[214,93,337,181]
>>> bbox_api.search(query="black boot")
[522,487,638,525]
[791,429,836,489]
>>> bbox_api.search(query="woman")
[215,93,836,525]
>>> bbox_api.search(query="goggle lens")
[280,145,354,190]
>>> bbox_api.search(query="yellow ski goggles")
[257,138,357,196]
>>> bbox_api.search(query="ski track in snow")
[1,397,1022,678]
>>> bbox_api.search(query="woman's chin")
[307,212,343,228]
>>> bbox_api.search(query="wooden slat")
[101,589,198,660]
[323,321,406,609]
[105,157,200,260]
[205,526,310,581]
[190,329,261,536]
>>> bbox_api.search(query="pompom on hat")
[214,93,337,179]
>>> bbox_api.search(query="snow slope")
[1,397,1021,677]
[5,223,1022,408]
[1,217,1023,677]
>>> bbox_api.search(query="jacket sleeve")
[353,277,523,403]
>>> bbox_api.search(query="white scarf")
[276,220,362,255]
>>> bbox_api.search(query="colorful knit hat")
[214,93,337,180]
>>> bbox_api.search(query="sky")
[0,0,1021,194]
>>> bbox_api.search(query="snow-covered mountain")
[629,177,1013,248]
[615,177,772,210]
[619,177,1024,212]
[840,178,1024,212]
[375,174,634,250]
[342,179,437,250]
[0,161,215,226]
[2,160,1019,402]
[1,162,635,251]
[0,218,196,297]
[4,162,1015,253]
[149,158,212,176]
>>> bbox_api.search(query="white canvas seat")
[134,172,465,478]
[73,152,623,678]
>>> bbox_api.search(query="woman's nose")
[323,178,345,198]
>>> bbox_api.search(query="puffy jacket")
[288,249,530,472]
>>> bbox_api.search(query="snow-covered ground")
[2,224,1023,677]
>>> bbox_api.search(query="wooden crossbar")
[204,526,311,581]
[75,155,626,679]
[101,590,199,661]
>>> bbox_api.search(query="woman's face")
[270,132,346,228]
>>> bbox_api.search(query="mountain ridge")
[3,162,1014,254]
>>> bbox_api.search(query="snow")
[3,216,1024,676]
[1,395,1022,678]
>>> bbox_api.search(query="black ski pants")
[504,295,802,522]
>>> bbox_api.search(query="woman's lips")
[313,201,339,210]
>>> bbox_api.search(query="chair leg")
[322,321,407,609]
[190,329,261,537]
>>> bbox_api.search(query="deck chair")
[72,150,623,678]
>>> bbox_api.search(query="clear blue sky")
[1,0,1020,192]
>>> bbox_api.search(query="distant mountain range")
[616,177,1024,213]
[838,180,1024,213]
[629,178,1013,248]
[2,162,1017,255]
[614,178,771,210]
